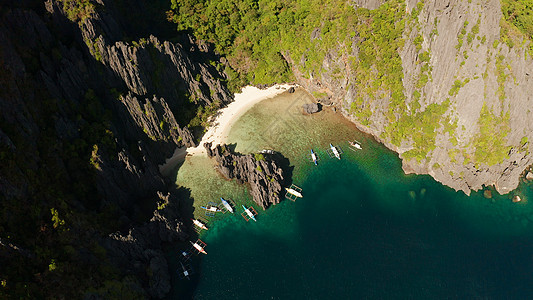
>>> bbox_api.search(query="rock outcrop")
[292,0,533,195]
[205,143,288,209]
[0,1,230,298]
[302,102,321,114]
[103,192,187,299]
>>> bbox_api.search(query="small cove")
[170,89,533,298]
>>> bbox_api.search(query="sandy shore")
[158,84,296,174]
[187,84,295,156]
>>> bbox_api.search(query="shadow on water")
[166,186,202,300]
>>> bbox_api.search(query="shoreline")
[187,84,296,155]
[159,84,296,174]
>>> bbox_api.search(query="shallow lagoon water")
[172,89,533,298]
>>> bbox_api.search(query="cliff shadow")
[272,152,295,188]
[167,185,203,299]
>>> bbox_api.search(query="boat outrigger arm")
[330,143,341,160]
[286,187,303,198]
[192,219,208,230]
[242,205,257,222]
[190,240,207,254]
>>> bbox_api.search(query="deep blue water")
[171,141,533,299]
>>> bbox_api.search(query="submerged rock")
[302,103,321,114]
[205,143,289,209]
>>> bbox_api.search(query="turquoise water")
[173,142,533,298]
[170,90,533,298]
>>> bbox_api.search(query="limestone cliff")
[205,143,290,209]
[0,0,230,298]
[295,0,533,195]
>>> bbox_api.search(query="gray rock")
[302,103,321,114]
[292,0,533,196]
[352,0,386,9]
[526,172,533,180]
[206,144,288,209]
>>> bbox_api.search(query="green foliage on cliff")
[58,0,95,23]
[500,0,533,55]
[0,83,134,298]
[167,0,362,86]
[351,1,406,128]
[168,0,452,162]
[472,103,511,166]
[501,0,533,38]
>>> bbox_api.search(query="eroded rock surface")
[205,143,289,209]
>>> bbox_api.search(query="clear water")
[171,89,533,298]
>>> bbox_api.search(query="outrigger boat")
[310,149,318,165]
[330,143,341,160]
[220,197,234,213]
[241,205,257,222]
[190,239,207,255]
[286,187,303,198]
[192,219,208,231]
[348,140,362,150]
[180,250,192,262]
[201,205,221,212]
[285,184,303,201]
[178,262,193,280]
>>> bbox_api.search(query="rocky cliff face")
[295,0,533,195]
[205,143,289,209]
[0,0,230,298]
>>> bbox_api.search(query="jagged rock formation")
[103,192,188,299]
[205,143,288,209]
[294,0,533,195]
[0,0,231,298]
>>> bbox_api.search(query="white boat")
[349,141,362,150]
[285,187,303,198]
[311,149,318,165]
[201,205,221,212]
[220,197,234,213]
[192,219,208,230]
[242,205,257,222]
[190,240,207,254]
[330,143,341,160]
[178,262,192,280]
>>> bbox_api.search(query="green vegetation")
[312,91,328,99]
[352,1,407,132]
[401,100,451,162]
[472,103,511,166]
[58,0,95,23]
[188,100,223,131]
[84,37,102,62]
[50,208,66,229]
[48,259,58,272]
[0,80,135,298]
[448,78,470,97]
[169,0,451,162]
[254,153,265,161]
[495,54,509,101]
[456,21,468,50]
[501,0,533,54]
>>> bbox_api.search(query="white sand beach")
[159,84,296,174]
[187,84,296,156]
